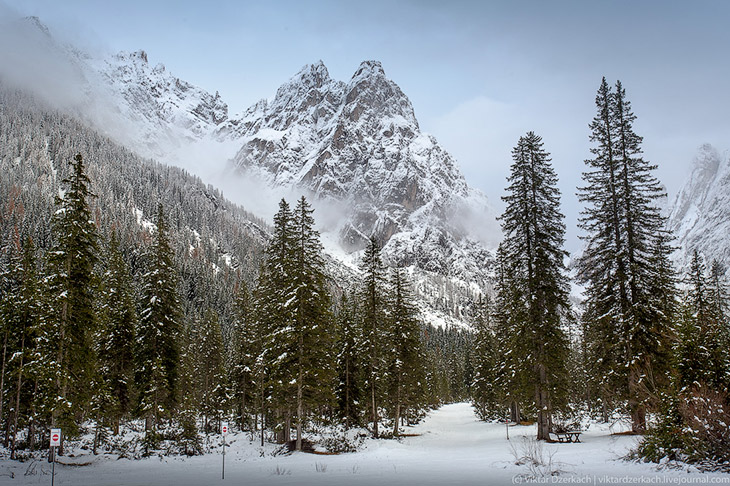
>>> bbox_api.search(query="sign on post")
[50,429,61,447]
[221,422,228,480]
[50,428,61,486]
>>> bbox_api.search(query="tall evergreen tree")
[195,309,227,432]
[358,237,389,438]
[675,251,730,392]
[1,239,42,457]
[46,153,99,434]
[386,267,425,436]
[289,196,335,450]
[135,205,183,432]
[254,197,335,450]
[496,132,570,440]
[577,79,674,432]
[229,280,259,430]
[96,231,137,434]
[254,199,296,444]
[335,292,362,429]
[471,294,500,420]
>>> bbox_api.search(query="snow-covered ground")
[2,403,728,485]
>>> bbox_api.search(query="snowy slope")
[667,143,730,273]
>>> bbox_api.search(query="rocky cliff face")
[228,60,499,283]
[668,143,730,273]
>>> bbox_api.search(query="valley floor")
[1,403,728,486]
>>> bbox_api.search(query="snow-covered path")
[2,403,728,485]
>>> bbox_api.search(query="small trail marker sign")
[221,422,228,480]
[50,428,61,486]
[50,429,61,447]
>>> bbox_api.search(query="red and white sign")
[50,428,61,447]
[221,422,229,435]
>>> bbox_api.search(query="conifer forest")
[1,70,729,480]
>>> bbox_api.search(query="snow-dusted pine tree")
[229,280,259,430]
[470,294,500,420]
[96,231,137,435]
[254,197,335,450]
[135,204,183,435]
[335,292,362,429]
[46,153,99,435]
[358,237,389,438]
[496,132,570,440]
[386,266,425,436]
[577,79,674,433]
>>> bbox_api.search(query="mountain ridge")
[667,143,730,273]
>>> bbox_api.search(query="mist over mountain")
[226,60,500,282]
[668,143,730,273]
[3,13,728,324]
[1,15,492,327]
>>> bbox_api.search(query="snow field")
[1,403,728,486]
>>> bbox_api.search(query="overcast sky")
[3,0,729,251]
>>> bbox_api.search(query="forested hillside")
[0,86,472,457]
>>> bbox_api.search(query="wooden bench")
[551,430,582,443]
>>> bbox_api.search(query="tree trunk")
[260,385,265,447]
[344,358,351,430]
[296,334,303,451]
[296,376,303,451]
[535,363,550,441]
[510,400,521,424]
[393,374,401,436]
[0,329,8,432]
[629,366,646,433]
[371,377,379,438]
[284,409,291,444]
[10,331,26,460]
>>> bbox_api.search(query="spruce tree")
[335,292,362,429]
[229,280,259,430]
[497,132,570,440]
[2,239,42,457]
[471,294,499,420]
[46,153,99,434]
[96,231,137,434]
[135,204,183,433]
[289,196,335,450]
[254,199,296,444]
[577,79,674,432]
[675,251,730,392]
[358,237,389,438]
[254,197,335,450]
[195,309,227,432]
[386,267,425,435]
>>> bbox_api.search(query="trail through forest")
[1,403,727,485]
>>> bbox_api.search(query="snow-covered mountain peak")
[229,59,498,284]
[21,15,52,37]
[90,47,230,157]
[288,60,332,89]
[344,60,418,128]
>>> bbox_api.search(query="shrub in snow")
[639,385,730,467]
